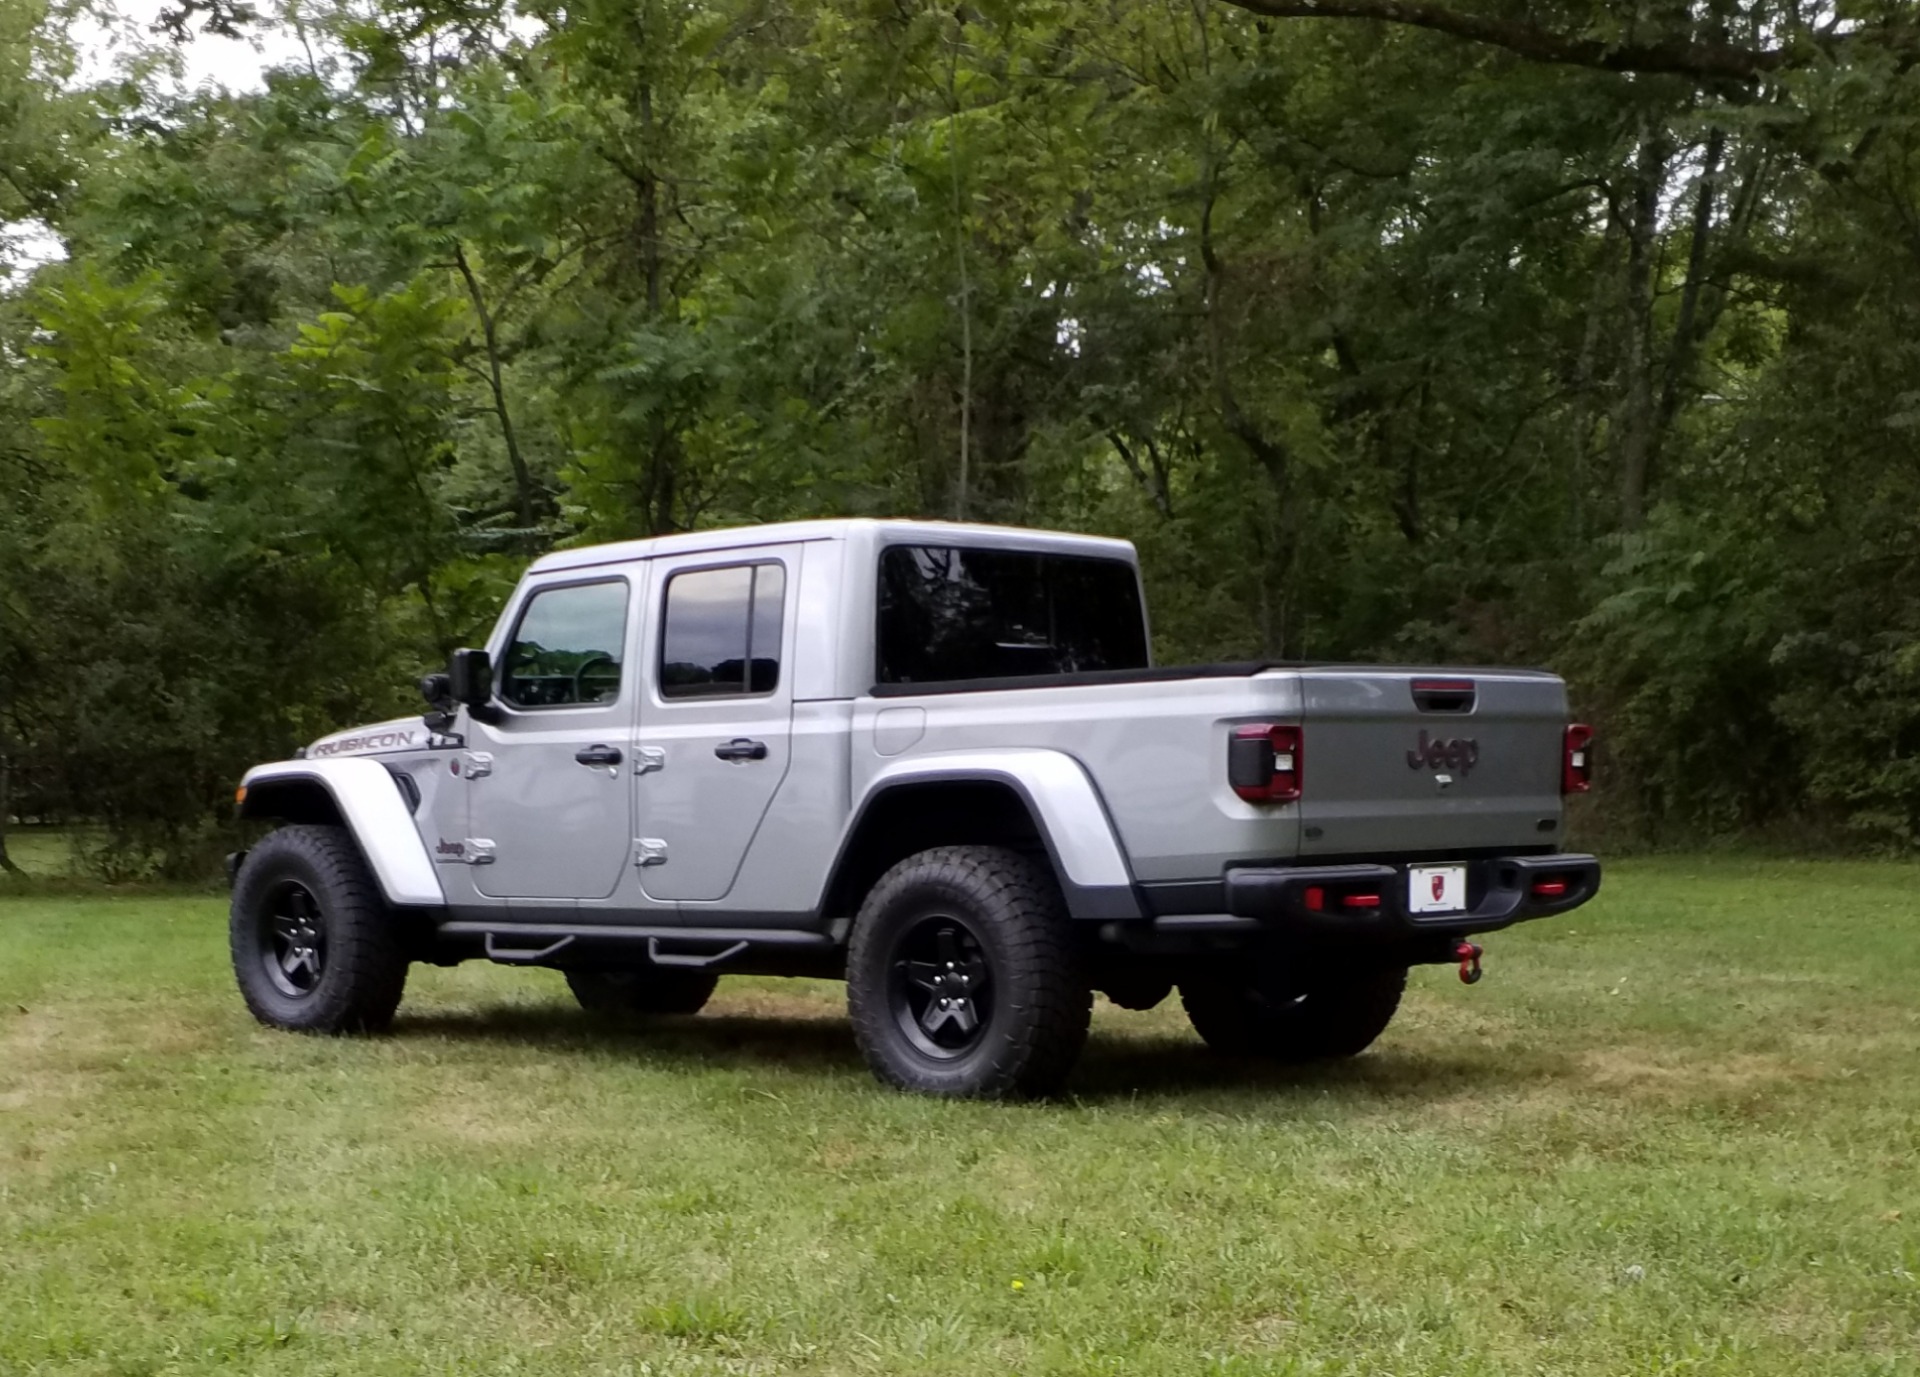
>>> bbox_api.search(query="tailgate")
[1296,669,1568,856]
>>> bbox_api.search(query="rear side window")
[499,580,629,708]
[877,545,1149,684]
[659,562,786,698]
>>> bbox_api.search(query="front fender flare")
[239,759,444,908]
[853,749,1140,921]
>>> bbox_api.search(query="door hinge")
[634,837,668,867]
[633,746,666,776]
[459,751,493,780]
[464,838,497,865]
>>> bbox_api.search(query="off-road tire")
[1180,964,1407,1061]
[230,824,409,1034]
[565,967,718,1019]
[846,845,1091,1099]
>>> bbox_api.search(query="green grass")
[1,828,82,879]
[2,859,1917,1375]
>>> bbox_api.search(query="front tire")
[847,846,1091,1099]
[1180,963,1407,1061]
[230,825,409,1034]
[566,967,718,1020]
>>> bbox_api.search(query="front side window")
[659,562,786,698]
[877,545,1149,684]
[498,580,629,708]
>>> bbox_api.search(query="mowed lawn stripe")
[1,858,1916,1374]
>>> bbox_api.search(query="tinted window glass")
[877,546,1149,684]
[500,581,628,708]
[660,563,786,698]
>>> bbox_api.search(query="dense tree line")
[2,0,1919,876]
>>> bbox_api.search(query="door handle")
[714,738,768,762]
[575,744,623,767]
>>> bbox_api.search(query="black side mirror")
[447,649,493,707]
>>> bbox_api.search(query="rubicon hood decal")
[308,718,423,758]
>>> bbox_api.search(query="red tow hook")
[1455,941,1484,985]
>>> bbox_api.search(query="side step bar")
[441,921,835,972]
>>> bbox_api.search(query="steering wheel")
[571,653,618,704]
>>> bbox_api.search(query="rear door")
[1295,670,1568,857]
[633,546,798,903]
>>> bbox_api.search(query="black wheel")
[1180,963,1407,1061]
[847,846,1090,1099]
[565,967,718,1019]
[230,825,409,1034]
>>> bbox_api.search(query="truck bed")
[854,662,1571,885]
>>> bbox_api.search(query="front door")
[468,572,639,901]
[635,548,797,903]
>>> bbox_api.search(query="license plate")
[1408,865,1467,914]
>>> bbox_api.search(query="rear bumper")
[1221,852,1599,940]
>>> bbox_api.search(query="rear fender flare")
[841,749,1140,921]
[238,759,444,908]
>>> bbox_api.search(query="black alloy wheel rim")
[888,913,995,1060]
[261,881,327,998]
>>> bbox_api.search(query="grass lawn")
[2,828,83,879]
[1,859,1916,1375]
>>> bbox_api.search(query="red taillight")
[1229,724,1303,803]
[1563,724,1594,794]
[1532,878,1568,898]
[1340,893,1381,910]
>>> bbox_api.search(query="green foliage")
[4,0,1920,872]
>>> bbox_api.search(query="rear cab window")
[876,545,1149,685]
[659,562,786,698]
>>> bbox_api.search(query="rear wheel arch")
[823,777,1069,923]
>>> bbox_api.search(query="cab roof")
[528,518,1137,575]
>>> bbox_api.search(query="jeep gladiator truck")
[229,518,1599,1097]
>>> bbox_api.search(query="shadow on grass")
[390,1002,1559,1107]
[1074,1034,1557,1105]
[394,1005,865,1071]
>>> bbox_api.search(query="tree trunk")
[946,27,974,522]
[632,57,681,536]
[1567,203,1624,541]
[1653,129,1726,452]
[452,242,540,535]
[1616,119,1671,531]
[0,748,22,876]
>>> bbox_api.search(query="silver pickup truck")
[230,518,1599,1097]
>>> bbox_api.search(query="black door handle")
[575,744,623,767]
[714,738,768,762]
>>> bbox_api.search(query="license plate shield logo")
[1409,865,1467,914]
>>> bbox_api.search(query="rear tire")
[847,845,1091,1099]
[566,967,718,1020]
[230,825,409,1034]
[1180,963,1407,1061]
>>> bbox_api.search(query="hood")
[304,716,428,760]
